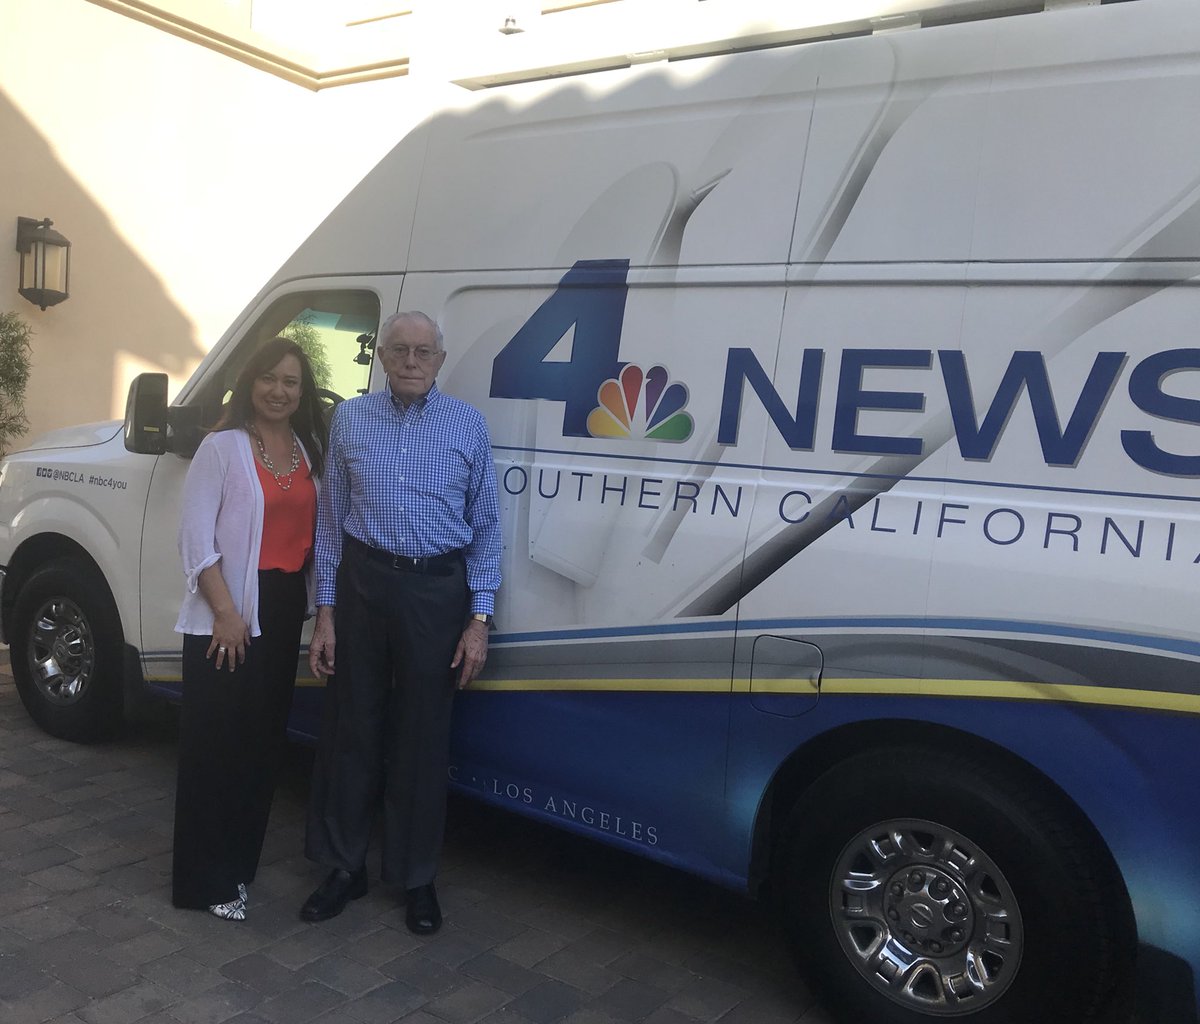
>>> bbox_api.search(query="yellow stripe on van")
[469,677,731,693]
[464,676,1200,714]
[211,676,733,692]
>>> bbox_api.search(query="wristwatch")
[471,613,492,626]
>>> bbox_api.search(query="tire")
[10,559,126,742]
[778,746,1126,1024]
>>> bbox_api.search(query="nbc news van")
[1,1,1197,1020]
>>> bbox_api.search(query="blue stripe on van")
[490,616,1200,659]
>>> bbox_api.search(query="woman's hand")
[196,564,248,671]
[207,609,250,671]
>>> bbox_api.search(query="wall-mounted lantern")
[15,217,71,311]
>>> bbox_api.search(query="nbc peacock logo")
[585,364,693,442]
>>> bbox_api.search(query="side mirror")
[123,373,168,454]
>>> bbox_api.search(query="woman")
[172,337,326,920]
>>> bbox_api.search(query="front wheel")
[10,559,126,742]
[778,746,1128,1024]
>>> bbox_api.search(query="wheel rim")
[26,596,96,706]
[828,817,1023,1016]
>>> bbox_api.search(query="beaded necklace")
[251,427,301,491]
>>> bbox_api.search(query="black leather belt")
[344,534,462,575]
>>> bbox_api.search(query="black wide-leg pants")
[172,569,306,909]
[305,541,467,889]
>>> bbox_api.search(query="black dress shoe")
[300,868,367,922]
[405,883,441,935]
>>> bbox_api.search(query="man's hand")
[309,606,336,678]
[451,618,489,689]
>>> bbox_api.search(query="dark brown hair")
[215,337,326,477]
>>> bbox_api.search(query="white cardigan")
[175,428,316,636]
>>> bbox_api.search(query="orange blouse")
[255,459,316,572]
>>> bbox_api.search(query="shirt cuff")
[183,553,222,594]
[470,593,495,616]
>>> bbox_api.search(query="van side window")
[195,289,380,428]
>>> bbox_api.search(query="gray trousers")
[305,539,467,888]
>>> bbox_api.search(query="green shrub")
[0,312,32,455]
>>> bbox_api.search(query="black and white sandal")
[209,897,246,921]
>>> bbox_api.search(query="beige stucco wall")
[0,0,444,443]
[1,0,988,444]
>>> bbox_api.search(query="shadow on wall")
[0,89,204,443]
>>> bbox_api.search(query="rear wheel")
[778,746,1127,1024]
[11,559,125,741]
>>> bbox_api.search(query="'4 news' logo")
[490,260,694,443]
[490,261,1200,476]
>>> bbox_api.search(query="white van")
[1,2,1197,1021]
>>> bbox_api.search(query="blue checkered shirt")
[314,384,501,613]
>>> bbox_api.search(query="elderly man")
[300,310,501,934]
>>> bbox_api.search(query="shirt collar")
[387,381,441,413]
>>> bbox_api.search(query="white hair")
[379,311,443,351]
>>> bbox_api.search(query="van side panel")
[382,5,1200,1010]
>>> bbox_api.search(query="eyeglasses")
[383,345,440,363]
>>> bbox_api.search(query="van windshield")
[193,289,380,427]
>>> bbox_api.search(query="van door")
[400,265,782,868]
[725,269,964,704]
[716,32,994,719]
[395,50,816,870]
[137,281,392,720]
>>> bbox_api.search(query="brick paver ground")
[0,663,836,1024]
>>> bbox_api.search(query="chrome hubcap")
[830,818,1023,1016]
[28,597,95,705]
